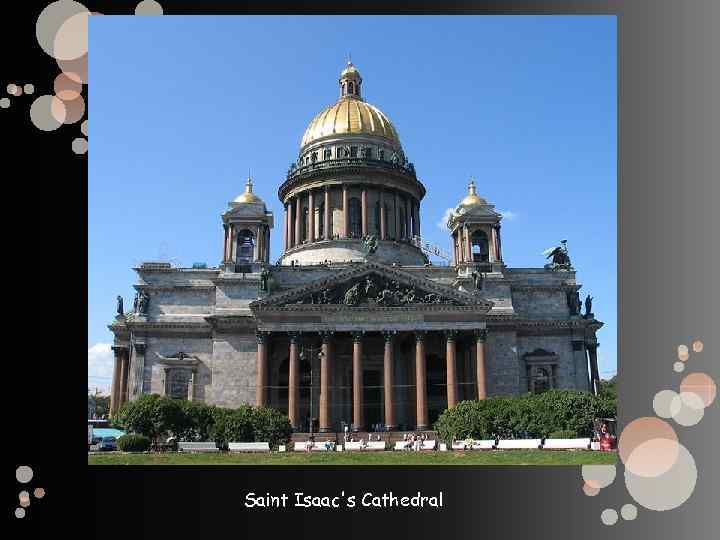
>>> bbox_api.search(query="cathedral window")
[236,229,255,263]
[529,366,555,394]
[378,148,385,160]
[166,369,192,400]
[302,208,309,242]
[350,146,358,158]
[323,148,332,160]
[348,197,361,237]
[362,147,372,159]
[374,201,381,235]
[399,207,406,239]
[348,82,354,94]
[311,151,318,163]
[471,230,490,262]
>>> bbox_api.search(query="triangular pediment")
[250,262,493,311]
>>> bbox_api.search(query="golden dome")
[459,180,487,207]
[233,177,265,205]
[300,61,401,149]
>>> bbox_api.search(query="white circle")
[674,362,685,373]
[653,389,678,418]
[16,466,33,483]
[35,1,89,60]
[625,443,697,511]
[15,507,25,519]
[621,503,638,521]
[601,508,618,526]
[81,119,88,136]
[72,137,88,154]
[24,84,35,95]
[671,392,705,426]
[0,98,10,109]
[30,95,66,130]
[582,464,617,489]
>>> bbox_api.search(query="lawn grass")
[88,449,617,466]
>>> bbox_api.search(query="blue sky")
[88,15,616,392]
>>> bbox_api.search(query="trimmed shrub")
[117,433,151,452]
[251,407,292,449]
[113,394,187,443]
[548,430,578,439]
[178,400,217,441]
[434,390,616,444]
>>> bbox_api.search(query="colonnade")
[256,329,487,432]
[109,346,131,416]
[283,185,421,250]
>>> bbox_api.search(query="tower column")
[383,332,396,430]
[222,223,229,262]
[415,200,421,237]
[587,342,601,395]
[283,205,288,251]
[405,197,412,240]
[288,333,299,430]
[295,195,302,246]
[379,189,386,240]
[445,330,458,409]
[415,331,428,430]
[256,332,268,407]
[286,201,293,248]
[496,224,503,261]
[324,186,331,240]
[352,331,364,431]
[394,191,401,241]
[475,329,487,399]
[119,349,130,407]
[465,226,472,261]
[308,189,315,242]
[342,185,349,238]
[319,332,333,432]
[110,347,123,415]
[361,185,368,236]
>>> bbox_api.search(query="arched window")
[471,230,490,262]
[318,202,325,239]
[348,197,361,238]
[348,82,354,94]
[323,148,332,160]
[236,229,255,263]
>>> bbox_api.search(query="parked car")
[99,436,117,451]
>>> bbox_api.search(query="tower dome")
[300,61,402,151]
[278,61,426,267]
[233,177,265,208]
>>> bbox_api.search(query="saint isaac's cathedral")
[109,62,604,433]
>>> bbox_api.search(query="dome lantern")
[339,60,362,99]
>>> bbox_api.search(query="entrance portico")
[249,261,492,432]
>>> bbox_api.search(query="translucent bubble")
[673,362,685,373]
[16,466,33,483]
[135,1,164,15]
[619,417,677,466]
[15,508,25,519]
[625,443,697,511]
[19,490,30,507]
[23,84,35,95]
[81,119,88,136]
[60,94,85,124]
[670,392,705,427]
[33,487,45,499]
[621,503,638,521]
[625,437,680,477]
[582,464,616,489]
[54,72,82,100]
[36,1,89,60]
[0,98,9,109]
[53,10,90,61]
[7,83,18,95]
[58,53,87,84]
[653,389,678,418]
[680,372,717,407]
[583,482,600,496]
[30,95,66,130]
[72,137,88,154]
[692,340,703,353]
[678,344,689,361]
[601,509,618,526]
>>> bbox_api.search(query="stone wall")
[206,331,257,408]
[145,336,213,401]
[485,330,521,396]
[516,334,577,391]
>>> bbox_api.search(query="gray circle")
[0,98,9,109]
[15,507,25,518]
[625,443,697,511]
[24,84,35,95]
[16,466,33,483]
[674,361,685,373]
[653,389,678,418]
[601,508,618,526]
[621,503,638,521]
[671,392,705,426]
[135,1,164,15]
[30,95,65,130]
[72,137,88,154]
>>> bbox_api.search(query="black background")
[5,1,719,538]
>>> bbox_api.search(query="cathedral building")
[108,62,604,433]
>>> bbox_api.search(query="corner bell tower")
[221,176,274,272]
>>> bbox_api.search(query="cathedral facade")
[108,62,604,433]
